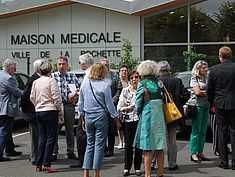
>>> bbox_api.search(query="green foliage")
[214,1,235,41]
[0,62,2,70]
[183,46,206,70]
[110,38,140,71]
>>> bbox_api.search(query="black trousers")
[215,108,235,165]
[124,121,142,170]
[76,118,87,164]
[106,117,116,153]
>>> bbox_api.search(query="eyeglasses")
[130,76,139,79]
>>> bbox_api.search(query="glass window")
[144,46,187,72]
[190,44,235,67]
[190,0,235,42]
[144,6,188,43]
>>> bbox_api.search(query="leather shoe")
[6,151,22,157]
[69,161,83,168]
[67,153,78,160]
[169,164,179,171]
[197,154,211,161]
[135,170,142,176]
[42,165,58,173]
[123,169,129,176]
[0,156,10,162]
[36,166,42,172]
[218,163,229,169]
[191,155,201,163]
[104,151,114,157]
[232,161,235,170]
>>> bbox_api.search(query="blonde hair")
[191,60,208,77]
[39,60,52,75]
[88,63,108,80]
[33,59,45,72]
[137,60,159,78]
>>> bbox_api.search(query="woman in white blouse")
[117,70,143,176]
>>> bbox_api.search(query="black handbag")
[185,105,198,120]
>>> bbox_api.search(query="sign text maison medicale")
[10,31,122,58]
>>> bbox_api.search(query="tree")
[214,1,235,41]
[110,38,140,71]
[183,45,206,70]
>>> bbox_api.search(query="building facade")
[0,0,234,74]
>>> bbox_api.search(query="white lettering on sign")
[81,50,121,57]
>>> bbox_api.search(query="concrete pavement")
[0,131,234,177]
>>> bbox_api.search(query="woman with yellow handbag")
[133,60,166,177]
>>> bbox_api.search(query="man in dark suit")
[0,59,22,162]
[207,46,235,170]
[19,59,44,165]
[157,61,190,170]
[100,59,122,157]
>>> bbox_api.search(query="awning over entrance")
[0,0,197,19]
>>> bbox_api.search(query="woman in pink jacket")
[30,59,63,173]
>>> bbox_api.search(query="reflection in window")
[191,0,235,42]
[144,6,187,43]
[191,44,235,66]
[144,46,186,72]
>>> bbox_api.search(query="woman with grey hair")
[133,60,166,177]
[189,60,210,163]
[30,60,63,173]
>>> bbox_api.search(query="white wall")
[0,3,140,75]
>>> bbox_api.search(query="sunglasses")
[130,76,139,79]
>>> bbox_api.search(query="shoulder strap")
[163,85,173,103]
[89,80,106,110]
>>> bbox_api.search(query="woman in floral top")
[117,70,143,176]
[133,60,166,177]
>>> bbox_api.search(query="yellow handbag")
[163,86,182,124]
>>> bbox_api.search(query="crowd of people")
[0,46,234,177]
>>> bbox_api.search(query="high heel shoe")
[42,165,58,173]
[197,154,211,161]
[191,155,201,163]
[36,166,42,172]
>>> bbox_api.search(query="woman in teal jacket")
[133,60,166,177]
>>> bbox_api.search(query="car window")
[17,73,29,86]
[175,72,191,89]
[13,73,29,90]
[75,73,85,83]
